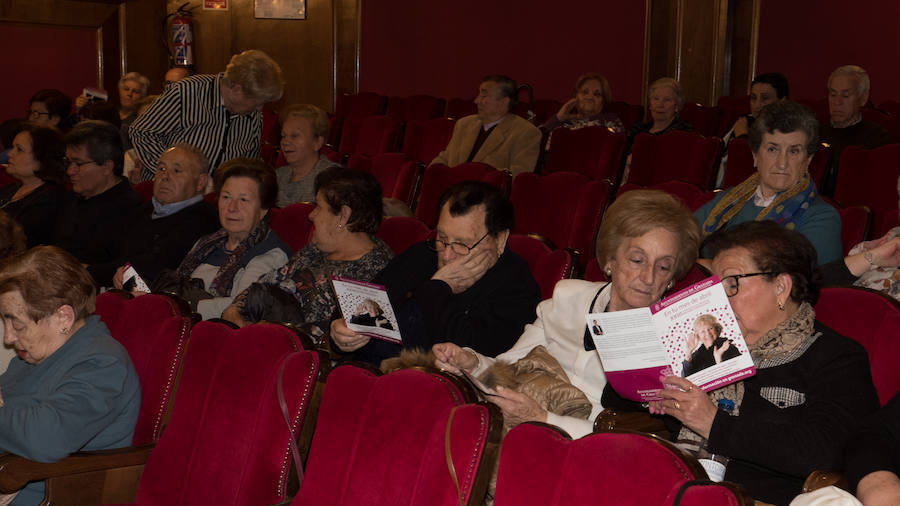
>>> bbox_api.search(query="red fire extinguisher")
[166,3,196,68]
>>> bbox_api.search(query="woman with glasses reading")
[432,190,700,440]
[651,220,878,505]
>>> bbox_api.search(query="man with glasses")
[330,181,541,365]
[53,120,142,265]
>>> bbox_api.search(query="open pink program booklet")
[586,276,756,402]
[331,276,402,344]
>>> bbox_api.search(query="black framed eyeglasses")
[721,272,777,297]
[62,157,97,168]
[427,232,490,255]
[27,110,50,119]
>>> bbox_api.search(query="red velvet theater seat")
[376,216,432,255]
[348,152,420,206]
[402,117,457,165]
[270,202,315,254]
[292,365,500,506]
[94,292,193,446]
[510,171,610,267]
[507,234,572,300]
[629,130,720,190]
[386,95,446,122]
[815,286,900,406]
[414,162,509,227]
[680,103,720,138]
[493,424,749,506]
[337,115,402,161]
[835,144,900,235]
[543,125,626,183]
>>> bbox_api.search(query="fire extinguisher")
[165,3,196,68]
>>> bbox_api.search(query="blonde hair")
[596,190,699,281]
[120,72,150,97]
[223,49,284,103]
[648,77,684,110]
[282,104,330,140]
[693,314,723,337]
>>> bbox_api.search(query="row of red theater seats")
[12,288,752,504]
[15,272,899,503]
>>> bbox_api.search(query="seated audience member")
[78,101,122,128]
[681,313,742,377]
[27,89,72,129]
[540,72,624,149]
[646,221,877,505]
[820,65,892,196]
[275,104,340,207]
[223,167,393,337]
[695,101,842,264]
[819,176,900,299]
[843,392,900,506]
[83,143,218,287]
[0,119,25,164]
[331,181,541,364]
[431,75,541,175]
[164,66,193,88]
[53,121,143,264]
[0,125,67,247]
[131,50,284,180]
[115,72,151,151]
[624,77,693,155]
[432,190,700,439]
[717,72,789,187]
[0,246,140,505]
[163,158,290,320]
[0,211,26,260]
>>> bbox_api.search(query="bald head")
[164,67,191,88]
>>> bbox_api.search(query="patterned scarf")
[675,302,818,454]
[700,172,818,238]
[177,215,274,297]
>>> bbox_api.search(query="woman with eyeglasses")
[650,220,878,505]
[433,190,700,440]
[0,124,66,247]
[221,166,393,336]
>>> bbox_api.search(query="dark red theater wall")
[2,24,97,125]
[360,1,647,105]
[756,1,900,104]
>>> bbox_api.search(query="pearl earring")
[604,267,612,278]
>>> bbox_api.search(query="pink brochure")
[587,276,756,402]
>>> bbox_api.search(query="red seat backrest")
[386,95,446,122]
[339,115,402,158]
[414,162,509,227]
[716,95,751,137]
[133,180,155,203]
[294,366,497,506]
[605,101,644,131]
[816,287,900,406]
[134,322,319,505]
[493,424,709,506]
[511,171,610,266]
[402,117,457,165]
[629,131,720,189]
[881,208,900,236]
[723,137,755,188]
[94,292,192,446]
[680,103,720,138]
[838,206,872,255]
[544,126,626,183]
[376,216,432,254]
[836,144,900,234]
[269,202,315,253]
[795,98,830,124]
[348,152,419,204]
[508,234,571,300]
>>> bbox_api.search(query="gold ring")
[674,401,681,410]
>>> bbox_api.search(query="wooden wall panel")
[171,0,344,113]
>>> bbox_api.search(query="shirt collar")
[152,194,203,219]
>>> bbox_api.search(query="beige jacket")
[431,113,541,175]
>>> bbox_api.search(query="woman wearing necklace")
[433,190,701,439]
[0,124,66,247]
[695,100,842,264]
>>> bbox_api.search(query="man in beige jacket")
[432,75,541,175]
